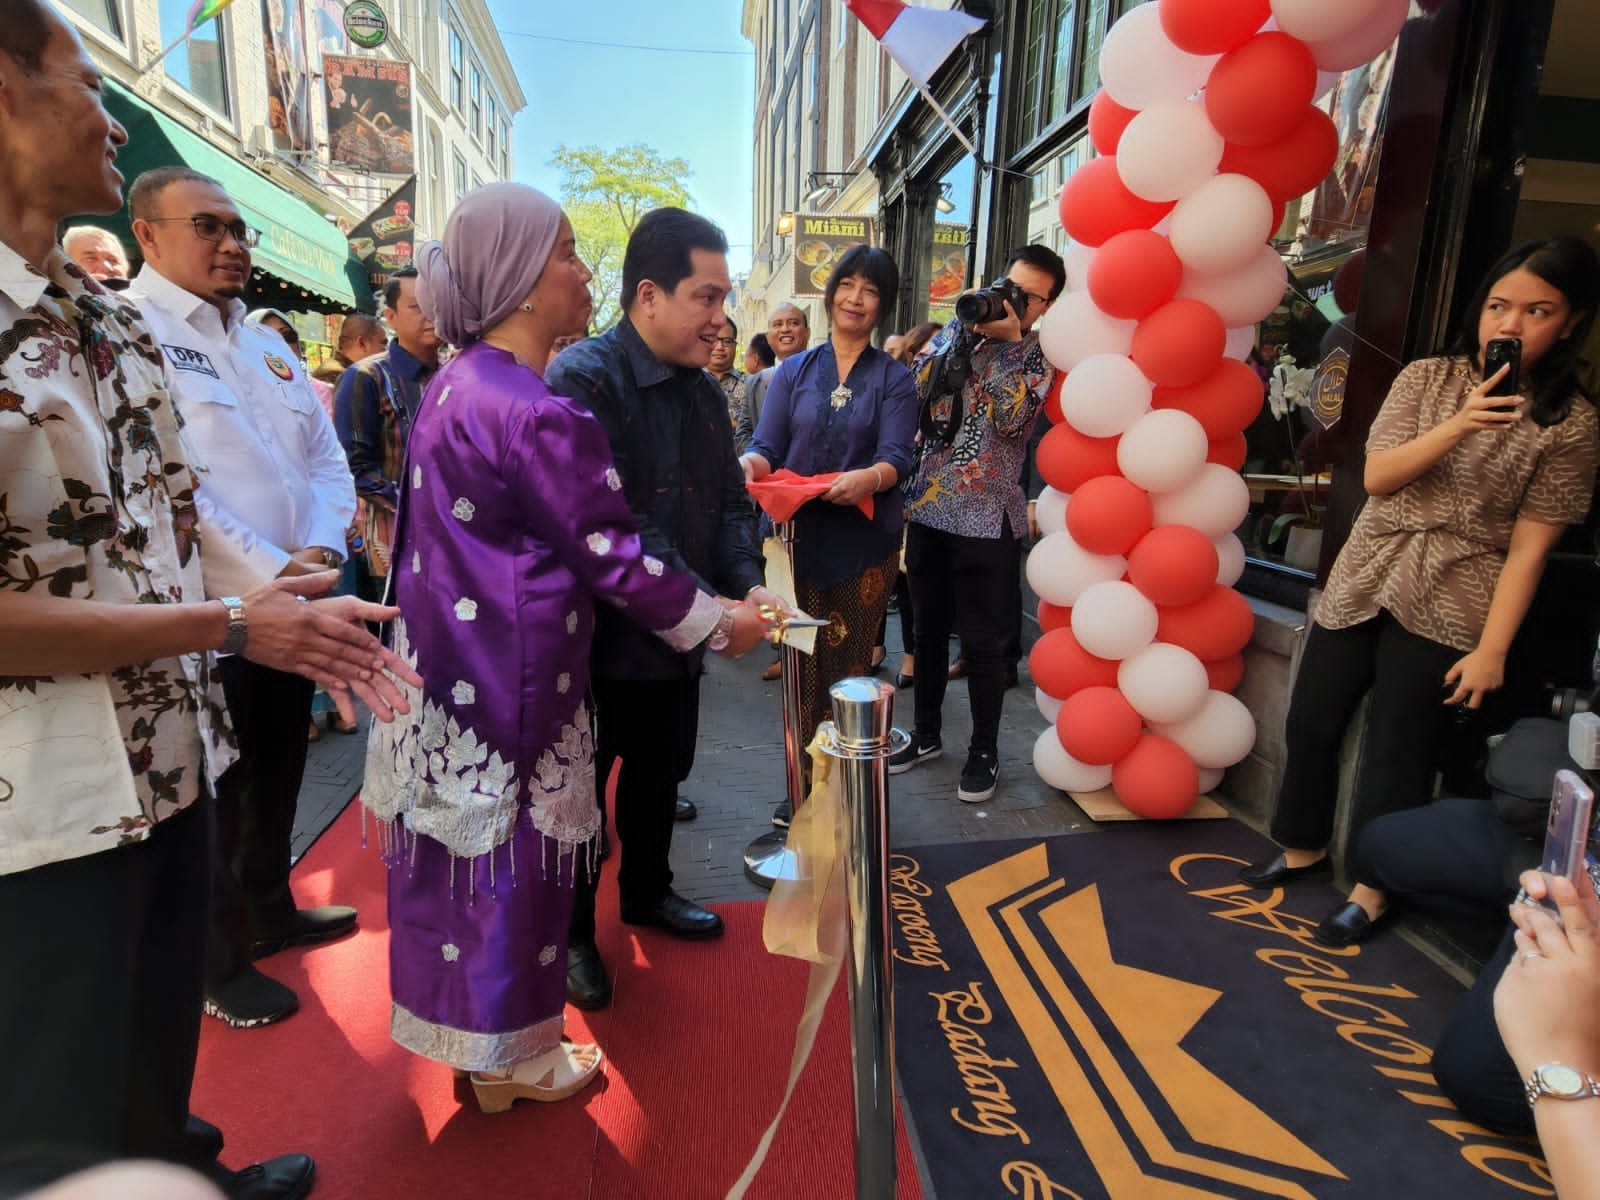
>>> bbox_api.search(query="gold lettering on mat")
[889,854,949,971]
[1173,852,1555,1197]
[1001,1160,1088,1200]
[929,983,1030,1144]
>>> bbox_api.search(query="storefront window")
[925,156,977,328]
[158,0,229,115]
[59,0,121,37]
[1019,0,1115,143]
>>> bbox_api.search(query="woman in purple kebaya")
[362,184,764,1112]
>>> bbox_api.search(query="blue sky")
[485,1,757,274]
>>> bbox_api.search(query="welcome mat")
[889,823,1551,1199]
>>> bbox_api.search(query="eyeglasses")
[147,215,262,248]
[713,337,737,346]
[1019,289,1048,308]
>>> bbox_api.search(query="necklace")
[830,383,853,409]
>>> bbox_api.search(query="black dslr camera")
[955,277,1029,326]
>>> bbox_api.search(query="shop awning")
[90,82,371,313]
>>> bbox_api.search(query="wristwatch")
[317,547,343,569]
[707,607,735,652]
[218,596,248,655]
[1524,1063,1600,1108]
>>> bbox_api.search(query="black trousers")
[0,803,222,1178]
[905,521,1021,759]
[569,674,701,946]
[1352,796,1537,914]
[209,656,315,986]
[1433,928,1530,1135]
[1271,613,1463,852]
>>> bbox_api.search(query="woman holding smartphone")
[1237,237,1600,947]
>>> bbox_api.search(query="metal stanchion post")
[744,519,806,887]
[819,676,906,1200]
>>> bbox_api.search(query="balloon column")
[1029,0,1407,817]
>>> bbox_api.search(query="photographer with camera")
[890,245,1064,803]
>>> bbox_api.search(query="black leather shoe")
[674,795,698,822]
[895,673,915,690]
[251,905,357,958]
[1237,853,1332,889]
[566,941,611,1011]
[204,967,298,1029]
[1313,901,1383,948]
[224,1153,315,1200]
[621,890,725,939]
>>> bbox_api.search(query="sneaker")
[889,735,942,775]
[772,799,792,828]
[204,967,299,1029]
[957,752,999,804]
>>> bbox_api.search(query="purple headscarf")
[415,182,564,347]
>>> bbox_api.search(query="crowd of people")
[4,4,1600,1198]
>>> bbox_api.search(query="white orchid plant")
[1267,353,1327,539]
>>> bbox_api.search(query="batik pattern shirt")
[711,368,746,433]
[0,245,235,876]
[1319,355,1598,651]
[903,320,1054,541]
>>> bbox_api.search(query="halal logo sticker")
[264,354,295,381]
[342,0,389,49]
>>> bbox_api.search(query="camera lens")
[955,290,1001,324]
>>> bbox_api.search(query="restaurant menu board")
[928,222,970,324]
[347,176,416,293]
[324,54,414,175]
[791,214,876,299]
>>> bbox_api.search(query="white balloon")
[1035,486,1070,537]
[1039,292,1137,373]
[1025,530,1128,607]
[1115,102,1225,203]
[1213,533,1247,586]
[1154,690,1257,769]
[1034,727,1114,794]
[1223,325,1257,361]
[1060,353,1153,439]
[1269,0,1386,44]
[1169,174,1275,276]
[1152,464,1252,538]
[1116,409,1208,494]
[1177,243,1289,328]
[1197,765,1226,793]
[1063,240,1096,293]
[1072,580,1158,661]
[1036,687,1064,723]
[1306,0,1408,72]
[1118,642,1209,725]
[1099,3,1219,111]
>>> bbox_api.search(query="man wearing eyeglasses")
[891,245,1064,806]
[127,167,360,1033]
[706,313,745,432]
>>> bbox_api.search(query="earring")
[521,303,533,312]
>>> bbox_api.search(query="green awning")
[89,82,371,313]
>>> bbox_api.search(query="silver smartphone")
[1533,769,1597,922]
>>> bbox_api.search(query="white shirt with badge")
[129,266,355,581]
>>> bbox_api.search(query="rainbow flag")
[183,0,235,34]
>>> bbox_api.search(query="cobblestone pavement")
[292,616,1104,883]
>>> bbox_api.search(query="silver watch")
[707,607,735,652]
[218,596,247,655]
[1524,1063,1600,1107]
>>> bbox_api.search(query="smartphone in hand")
[1532,769,1596,923]
[1484,337,1521,412]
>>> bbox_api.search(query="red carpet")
[191,806,923,1200]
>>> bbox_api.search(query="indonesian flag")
[844,0,986,90]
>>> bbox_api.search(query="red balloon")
[1113,734,1200,818]
[1088,90,1139,157]
[1205,653,1246,693]
[1059,157,1177,248]
[1057,686,1144,766]
[1207,431,1248,471]
[1067,475,1154,557]
[1152,358,1263,439]
[1088,230,1184,321]
[1132,299,1226,389]
[1030,628,1119,700]
[1159,0,1270,55]
[1220,107,1340,203]
[1204,33,1318,147]
[1127,525,1218,607]
[1157,585,1256,661]
[1038,600,1072,633]
[1036,422,1123,493]
[1043,371,1065,423]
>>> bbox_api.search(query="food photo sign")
[791,214,876,299]
[928,220,971,324]
[324,54,414,175]
[347,176,416,292]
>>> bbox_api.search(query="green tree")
[552,143,693,332]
